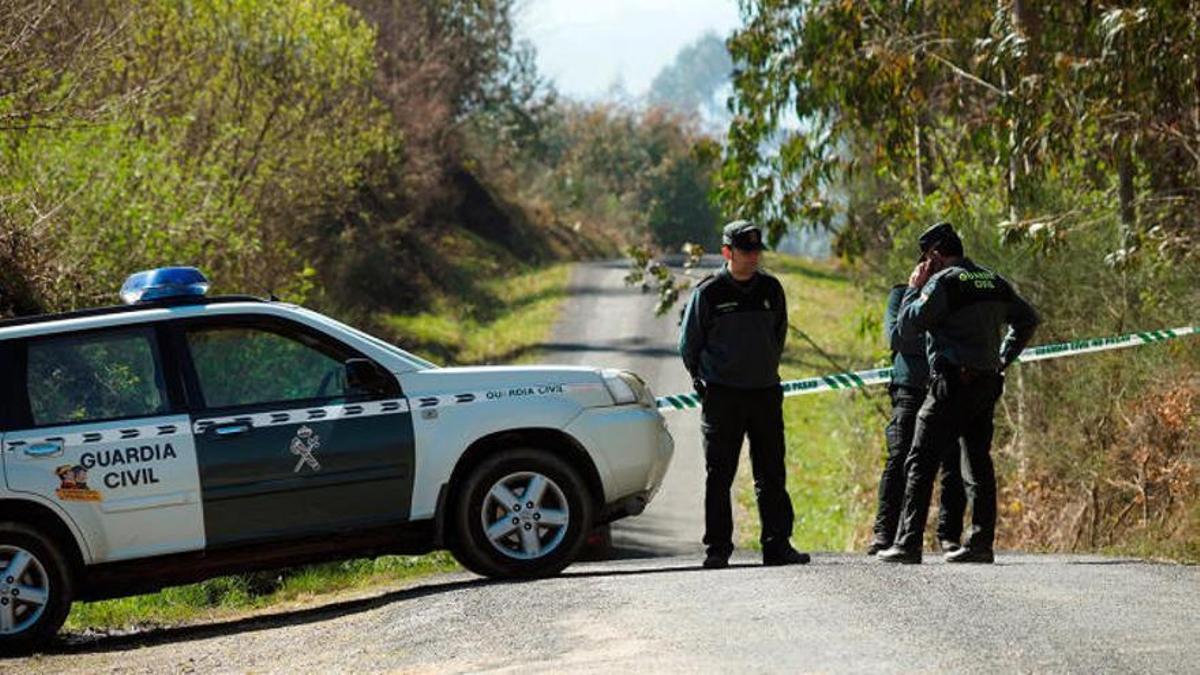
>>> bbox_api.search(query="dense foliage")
[723,1,1199,257]
[2,0,388,312]
[0,0,723,322]
[722,0,1200,557]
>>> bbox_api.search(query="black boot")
[763,546,811,566]
[702,552,730,569]
[877,545,922,564]
[944,546,994,564]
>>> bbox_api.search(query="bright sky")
[516,0,742,101]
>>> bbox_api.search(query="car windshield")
[294,307,438,370]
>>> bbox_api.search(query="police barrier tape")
[654,325,1200,412]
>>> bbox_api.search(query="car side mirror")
[345,358,392,395]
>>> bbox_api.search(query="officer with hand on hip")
[878,222,1039,564]
[679,220,809,569]
[868,283,966,555]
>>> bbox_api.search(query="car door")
[1,325,204,562]
[176,315,415,548]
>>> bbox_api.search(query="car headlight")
[602,369,655,408]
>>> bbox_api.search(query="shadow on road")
[469,340,682,365]
[561,562,759,579]
[47,559,729,656]
[608,544,682,560]
[538,341,680,358]
[52,576,497,656]
[48,554,714,656]
[50,553,745,657]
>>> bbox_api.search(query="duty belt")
[937,365,998,384]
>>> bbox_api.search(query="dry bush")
[998,373,1200,558]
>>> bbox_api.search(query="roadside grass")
[66,553,460,632]
[67,264,575,632]
[735,254,889,552]
[382,263,571,365]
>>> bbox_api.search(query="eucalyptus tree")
[720,1,1199,263]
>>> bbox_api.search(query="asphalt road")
[9,260,1199,673]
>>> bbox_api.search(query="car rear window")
[26,328,168,426]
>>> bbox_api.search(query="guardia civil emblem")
[290,425,322,473]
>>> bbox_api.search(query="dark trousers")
[701,383,795,557]
[872,384,966,546]
[895,370,1004,551]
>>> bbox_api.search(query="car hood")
[397,365,613,407]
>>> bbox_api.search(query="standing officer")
[879,222,1039,564]
[868,283,966,555]
[679,220,809,569]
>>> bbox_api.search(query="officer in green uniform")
[868,284,966,555]
[679,220,810,569]
[878,222,1039,564]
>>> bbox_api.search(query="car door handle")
[212,423,252,438]
[25,442,63,458]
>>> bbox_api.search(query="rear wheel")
[452,448,593,578]
[0,522,73,655]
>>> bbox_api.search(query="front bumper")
[565,404,674,511]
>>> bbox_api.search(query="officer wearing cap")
[868,283,966,555]
[679,220,809,569]
[878,222,1040,564]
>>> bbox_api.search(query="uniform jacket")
[898,257,1040,372]
[885,284,929,389]
[679,265,787,389]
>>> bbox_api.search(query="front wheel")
[452,448,593,578]
[0,523,74,655]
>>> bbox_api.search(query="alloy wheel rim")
[480,471,570,560]
[0,545,50,635]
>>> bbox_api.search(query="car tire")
[0,522,74,656]
[453,448,593,579]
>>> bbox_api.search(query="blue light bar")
[120,267,210,305]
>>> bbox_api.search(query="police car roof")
[0,295,269,330]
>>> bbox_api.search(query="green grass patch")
[382,263,571,365]
[735,254,888,552]
[67,552,459,632]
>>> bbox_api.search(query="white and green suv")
[0,268,673,653]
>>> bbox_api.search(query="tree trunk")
[912,1,933,199]
[914,119,929,199]
[1116,138,1136,251]
[1011,0,1042,45]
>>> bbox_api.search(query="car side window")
[186,325,349,409]
[26,328,168,426]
